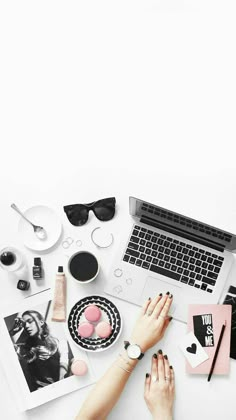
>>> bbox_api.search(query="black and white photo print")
[4,300,74,393]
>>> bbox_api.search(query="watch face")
[127,344,141,359]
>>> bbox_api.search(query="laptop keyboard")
[123,225,225,293]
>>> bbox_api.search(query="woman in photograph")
[10,310,71,392]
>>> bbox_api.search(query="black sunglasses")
[64,197,116,226]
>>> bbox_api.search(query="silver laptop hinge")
[140,216,225,253]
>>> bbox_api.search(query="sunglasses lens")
[93,198,116,221]
[64,206,89,226]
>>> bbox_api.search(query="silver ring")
[62,241,70,249]
[152,376,158,383]
[65,237,74,245]
[147,310,153,316]
[165,376,170,381]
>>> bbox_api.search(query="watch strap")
[138,352,144,360]
[124,340,130,350]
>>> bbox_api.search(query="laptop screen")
[129,196,236,252]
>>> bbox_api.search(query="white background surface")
[0,1,236,419]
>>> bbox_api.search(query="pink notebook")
[187,304,232,374]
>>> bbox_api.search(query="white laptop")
[105,196,235,322]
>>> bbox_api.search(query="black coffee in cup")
[69,251,99,283]
[0,251,16,266]
[0,247,23,272]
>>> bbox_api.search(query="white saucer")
[18,205,62,251]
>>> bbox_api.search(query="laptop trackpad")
[140,276,182,316]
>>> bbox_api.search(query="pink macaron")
[78,322,94,338]
[71,359,88,376]
[84,305,101,322]
[95,321,112,338]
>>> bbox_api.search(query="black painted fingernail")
[170,366,173,369]
[158,349,163,355]
[169,294,173,298]
[166,291,170,295]
[153,353,157,359]
[148,297,151,300]
[164,354,168,360]
[146,373,150,378]
[159,293,163,296]
[169,316,173,322]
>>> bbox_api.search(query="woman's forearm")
[76,295,173,420]
[76,350,138,420]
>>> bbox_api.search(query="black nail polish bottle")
[33,258,43,280]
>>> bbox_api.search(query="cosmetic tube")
[52,266,66,322]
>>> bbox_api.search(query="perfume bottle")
[33,257,43,279]
[17,279,30,290]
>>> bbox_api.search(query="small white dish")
[18,205,62,251]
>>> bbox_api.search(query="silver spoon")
[11,203,47,240]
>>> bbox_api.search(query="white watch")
[124,341,144,360]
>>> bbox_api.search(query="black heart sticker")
[186,343,197,354]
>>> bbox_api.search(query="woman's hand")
[36,377,54,387]
[59,366,67,380]
[144,352,175,420]
[129,292,173,352]
[10,317,24,336]
[75,294,173,420]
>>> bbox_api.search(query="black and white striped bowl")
[68,295,122,352]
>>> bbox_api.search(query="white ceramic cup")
[0,246,23,272]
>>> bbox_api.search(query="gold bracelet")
[119,353,131,365]
[116,362,132,373]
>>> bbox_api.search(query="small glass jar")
[0,246,23,272]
